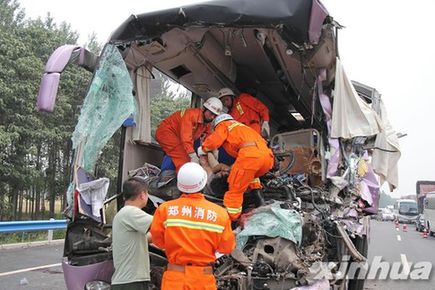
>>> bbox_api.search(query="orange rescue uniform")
[155,108,210,172]
[201,120,274,220]
[150,193,235,290]
[228,93,269,134]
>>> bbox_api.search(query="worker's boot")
[208,175,228,199]
[242,189,265,213]
[251,188,265,207]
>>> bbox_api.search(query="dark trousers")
[111,281,149,290]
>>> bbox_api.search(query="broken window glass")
[71,44,137,172]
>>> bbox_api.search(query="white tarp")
[79,178,110,217]
[372,100,400,190]
[331,58,382,138]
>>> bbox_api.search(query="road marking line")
[400,254,410,276]
[397,235,402,241]
[0,263,61,277]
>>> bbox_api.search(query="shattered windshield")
[71,44,136,172]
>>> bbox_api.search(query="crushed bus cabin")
[36,0,401,289]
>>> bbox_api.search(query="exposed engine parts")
[208,129,372,289]
[137,129,374,289]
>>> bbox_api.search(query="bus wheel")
[427,222,434,236]
[347,235,368,290]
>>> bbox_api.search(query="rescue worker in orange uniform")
[155,97,223,172]
[150,162,235,290]
[218,87,270,138]
[197,114,274,220]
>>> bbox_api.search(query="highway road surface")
[0,220,434,289]
[0,242,64,290]
[365,220,435,290]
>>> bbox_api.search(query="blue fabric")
[194,139,201,150]
[122,115,136,127]
[159,139,201,171]
[160,155,176,171]
[218,147,235,165]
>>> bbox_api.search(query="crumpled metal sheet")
[236,202,302,249]
[340,219,364,236]
[71,44,136,172]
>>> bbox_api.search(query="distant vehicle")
[375,208,383,220]
[424,191,435,236]
[393,199,418,223]
[415,214,425,232]
[416,181,435,214]
[379,208,395,221]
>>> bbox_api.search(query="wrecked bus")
[36,0,401,289]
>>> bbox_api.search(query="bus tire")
[347,235,368,290]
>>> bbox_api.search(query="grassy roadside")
[0,230,66,245]
[0,209,66,245]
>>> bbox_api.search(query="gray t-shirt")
[111,205,153,285]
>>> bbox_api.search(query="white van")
[424,191,435,235]
[393,199,418,223]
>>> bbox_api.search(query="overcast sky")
[18,0,435,198]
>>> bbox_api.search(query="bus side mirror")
[37,45,97,112]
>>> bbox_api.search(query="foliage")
[95,129,121,197]
[0,229,66,244]
[378,190,397,208]
[150,72,191,137]
[0,0,94,219]
[0,0,191,220]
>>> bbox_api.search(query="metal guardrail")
[0,219,67,234]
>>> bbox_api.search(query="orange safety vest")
[228,93,269,134]
[150,193,235,265]
[156,108,210,154]
[201,120,274,220]
[201,120,270,159]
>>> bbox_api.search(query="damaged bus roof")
[106,0,334,131]
[109,0,329,45]
[37,0,336,132]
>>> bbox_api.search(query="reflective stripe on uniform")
[180,109,186,117]
[250,178,260,184]
[226,207,242,214]
[235,102,244,115]
[164,218,224,233]
[228,122,244,132]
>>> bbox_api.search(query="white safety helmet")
[177,162,208,193]
[212,113,234,129]
[218,87,235,99]
[203,97,223,115]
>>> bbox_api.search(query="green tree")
[0,0,91,219]
[378,190,397,208]
[0,0,193,220]
[150,71,190,137]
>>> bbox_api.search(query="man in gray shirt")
[111,177,153,290]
